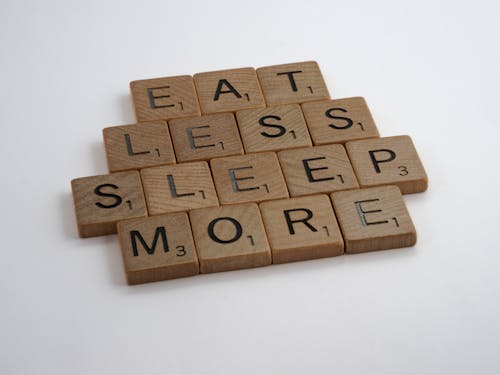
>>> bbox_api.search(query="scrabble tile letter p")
[71,171,148,238]
[130,75,201,122]
[346,135,428,194]
[194,68,265,114]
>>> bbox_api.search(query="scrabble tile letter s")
[71,171,148,238]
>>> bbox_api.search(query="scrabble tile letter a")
[194,68,265,114]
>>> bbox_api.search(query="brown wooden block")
[169,113,243,162]
[130,75,200,122]
[210,152,289,205]
[189,203,271,273]
[256,61,330,106]
[345,135,428,194]
[193,67,265,114]
[140,162,219,215]
[71,171,147,238]
[117,212,199,285]
[103,121,176,172]
[259,195,344,264]
[331,186,416,253]
[301,97,380,145]
[235,104,312,153]
[278,144,359,197]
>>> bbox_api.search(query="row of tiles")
[104,97,380,173]
[130,61,333,122]
[71,137,427,238]
[117,187,416,285]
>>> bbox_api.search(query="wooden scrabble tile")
[130,75,200,122]
[103,121,176,172]
[256,61,330,106]
[169,113,243,162]
[140,162,219,215]
[278,144,359,197]
[210,152,289,205]
[301,97,380,145]
[331,186,416,253]
[71,171,148,238]
[117,212,199,285]
[259,195,344,264]
[345,135,428,194]
[189,203,271,273]
[235,104,312,153]
[193,67,265,114]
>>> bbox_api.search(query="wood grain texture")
[278,144,359,197]
[71,171,147,238]
[189,203,271,273]
[103,121,176,172]
[256,61,330,106]
[193,68,265,114]
[130,75,200,122]
[235,104,312,153]
[331,186,416,253]
[259,194,344,264]
[169,113,243,162]
[140,162,219,215]
[301,97,380,145]
[345,135,428,194]
[210,152,289,205]
[117,212,199,285]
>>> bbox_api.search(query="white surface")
[1,0,499,374]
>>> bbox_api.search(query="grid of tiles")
[71,61,428,285]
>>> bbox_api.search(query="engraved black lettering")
[325,108,353,129]
[207,217,243,244]
[94,184,122,209]
[167,174,195,198]
[276,70,303,92]
[284,208,317,235]
[302,157,334,183]
[124,134,150,156]
[130,226,169,256]
[229,166,259,192]
[147,86,175,109]
[186,126,215,150]
[354,199,388,226]
[368,149,397,173]
[214,79,242,101]
[258,115,286,138]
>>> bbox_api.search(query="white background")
[1,0,499,374]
